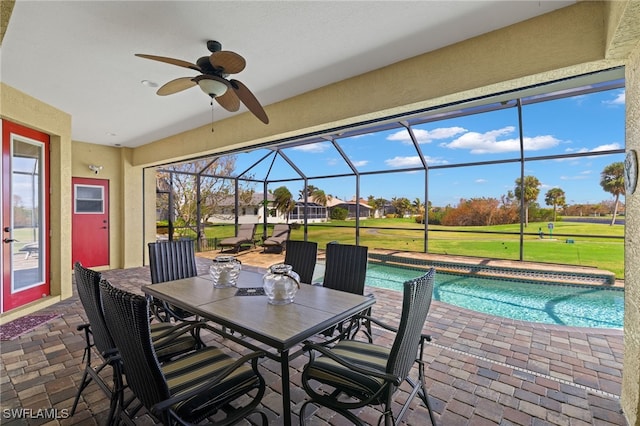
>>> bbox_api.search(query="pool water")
[366,263,624,329]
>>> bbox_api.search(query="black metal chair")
[322,242,368,294]
[99,280,268,426]
[71,262,204,425]
[148,240,199,322]
[283,240,318,284]
[320,243,370,338]
[299,268,437,426]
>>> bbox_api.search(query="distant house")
[290,201,328,223]
[208,192,277,224]
[327,197,372,219]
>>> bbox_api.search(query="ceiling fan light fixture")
[194,76,228,98]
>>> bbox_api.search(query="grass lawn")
[191,218,624,279]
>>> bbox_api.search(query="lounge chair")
[218,223,257,253]
[262,224,291,253]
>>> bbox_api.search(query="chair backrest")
[269,224,290,242]
[323,243,368,295]
[386,268,435,386]
[284,240,318,284]
[99,280,170,410]
[74,262,116,356]
[237,223,256,239]
[148,240,198,284]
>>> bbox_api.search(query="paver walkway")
[0,251,626,425]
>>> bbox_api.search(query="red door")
[72,177,109,267]
[1,120,50,312]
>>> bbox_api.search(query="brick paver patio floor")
[0,252,626,425]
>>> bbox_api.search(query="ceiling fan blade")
[215,89,240,112]
[230,79,269,124]
[209,51,246,74]
[156,77,197,96]
[135,54,201,72]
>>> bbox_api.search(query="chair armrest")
[151,350,266,414]
[302,341,402,386]
[150,320,206,342]
[76,323,91,332]
[352,314,397,332]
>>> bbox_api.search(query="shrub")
[330,207,348,220]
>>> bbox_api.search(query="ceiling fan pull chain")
[211,97,219,133]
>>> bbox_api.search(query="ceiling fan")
[136,40,269,124]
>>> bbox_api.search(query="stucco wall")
[0,83,72,320]
[71,141,127,270]
[622,38,640,426]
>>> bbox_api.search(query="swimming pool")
[366,263,624,329]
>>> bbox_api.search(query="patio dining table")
[142,267,375,425]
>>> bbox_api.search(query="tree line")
[157,157,625,236]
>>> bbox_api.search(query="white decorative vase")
[263,264,300,305]
[210,255,241,288]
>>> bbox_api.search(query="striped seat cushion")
[306,340,390,399]
[150,322,198,361]
[161,347,259,422]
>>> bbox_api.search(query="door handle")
[3,238,17,243]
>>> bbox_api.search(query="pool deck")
[0,250,627,425]
[205,246,622,288]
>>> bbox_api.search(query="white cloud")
[351,160,369,167]
[475,179,488,184]
[386,127,467,144]
[292,143,328,153]
[384,155,448,167]
[603,90,625,106]
[441,126,560,154]
[385,156,422,167]
[590,143,622,152]
[424,156,448,165]
[344,133,373,140]
[562,143,622,160]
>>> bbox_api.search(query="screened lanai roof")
[158,67,625,191]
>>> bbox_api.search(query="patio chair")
[148,240,199,322]
[71,262,204,424]
[320,243,370,338]
[283,240,318,284]
[299,268,437,426]
[99,280,268,426]
[218,223,257,253]
[262,223,291,253]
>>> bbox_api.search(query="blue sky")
[236,86,626,207]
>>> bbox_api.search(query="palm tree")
[513,175,541,227]
[600,162,625,226]
[412,197,425,215]
[310,188,327,206]
[272,186,295,223]
[544,188,566,222]
[391,197,412,217]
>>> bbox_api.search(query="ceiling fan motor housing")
[207,40,222,53]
